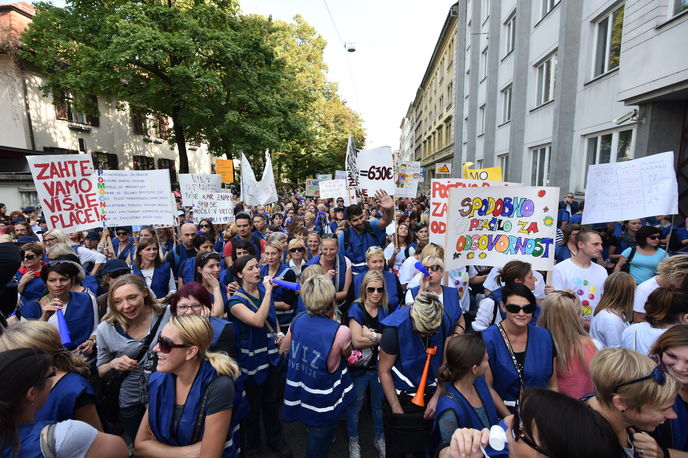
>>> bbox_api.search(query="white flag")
[241,153,278,206]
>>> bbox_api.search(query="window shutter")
[54,89,68,120]
[86,95,100,127]
[132,109,144,135]
[107,153,119,170]
[147,157,155,170]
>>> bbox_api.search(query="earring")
[621,409,625,413]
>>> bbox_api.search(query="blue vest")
[208,288,229,315]
[352,270,400,311]
[21,292,94,351]
[233,235,262,261]
[305,254,347,292]
[342,224,382,275]
[282,314,355,427]
[380,307,451,393]
[35,372,101,423]
[229,285,280,386]
[654,395,688,451]
[348,302,389,332]
[409,285,462,328]
[16,271,44,302]
[82,276,99,296]
[132,263,172,299]
[220,268,236,289]
[179,258,197,285]
[112,238,135,260]
[329,221,339,233]
[148,360,241,458]
[260,264,294,326]
[162,238,174,256]
[1,421,52,458]
[482,325,553,412]
[295,296,307,315]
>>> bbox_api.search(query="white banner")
[445,186,559,272]
[179,174,222,205]
[396,161,421,198]
[345,135,359,189]
[193,192,235,224]
[582,151,679,224]
[357,146,396,198]
[26,154,101,233]
[430,178,523,246]
[97,170,175,227]
[241,153,278,206]
[319,179,348,200]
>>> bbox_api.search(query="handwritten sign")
[215,159,234,184]
[319,179,347,200]
[335,170,346,180]
[445,186,559,271]
[240,153,278,206]
[357,146,396,197]
[582,152,678,225]
[305,179,321,197]
[179,174,222,205]
[317,174,332,180]
[396,161,421,198]
[26,154,101,233]
[462,162,503,181]
[345,135,359,189]
[436,162,452,174]
[193,192,235,224]
[430,178,522,246]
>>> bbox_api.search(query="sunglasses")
[595,228,608,233]
[367,286,385,294]
[24,254,37,261]
[512,407,551,457]
[177,304,204,313]
[505,303,537,314]
[649,235,660,240]
[201,251,220,260]
[157,335,188,354]
[47,260,72,267]
[289,247,305,253]
[199,224,211,229]
[426,264,442,272]
[44,366,57,381]
[614,354,667,392]
[116,232,129,236]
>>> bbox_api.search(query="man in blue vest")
[339,190,394,275]
[164,222,198,277]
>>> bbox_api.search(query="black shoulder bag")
[621,246,637,273]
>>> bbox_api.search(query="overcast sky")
[18,0,455,150]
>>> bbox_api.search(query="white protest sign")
[445,186,559,272]
[317,174,332,180]
[430,178,523,246]
[319,179,348,200]
[97,170,175,227]
[27,154,101,233]
[335,170,346,180]
[193,192,235,224]
[345,135,359,189]
[179,174,222,205]
[241,153,278,206]
[396,161,421,198]
[582,151,678,224]
[357,146,396,198]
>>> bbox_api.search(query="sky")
[13,0,455,150]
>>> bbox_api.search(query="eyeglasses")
[367,286,385,293]
[157,335,188,354]
[512,407,551,457]
[24,254,37,261]
[289,247,305,253]
[426,264,442,272]
[649,235,660,240]
[44,366,57,381]
[176,304,204,313]
[43,237,57,244]
[116,232,129,236]
[47,260,72,267]
[201,251,220,260]
[505,303,537,314]
[614,354,667,392]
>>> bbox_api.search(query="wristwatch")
[370,333,377,342]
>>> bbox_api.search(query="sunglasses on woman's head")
[505,303,537,314]
[553,290,576,300]
[367,286,384,294]
[47,260,72,267]
[512,407,551,457]
[157,335,188,354]
[289,247,305,253]
[201,251,220,260]
[614,354,667,391]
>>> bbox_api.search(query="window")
[502,86,513,123]
[531,146,551,186]
[463,117,469,143]
[447,83,453,108]
[133,156,155,170]
[445,122,452,145]
[467,21,472,49]
[479,105,486,135]
[447,41,453,68]
[673,0,688,16]
[482,0,490,22]
[481,48,489,80]
[594,5,624,77]
[477,159,484,169]
[465,70,470,94]
[439,96,444,115]
[158,158,177,184]
[55,92,99,127]
[541,0,560,18]
[499,154,509,181]
[505,15,516,55]
[91,152,119,170]
[132,109,169,139]
[584,129,634,187]
[536,54,557,106]
[438,126,444,149]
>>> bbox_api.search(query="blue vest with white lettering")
[148,360,240,458]
[342,225,382,274]
[409,285,462,328]
[282,313,355,427]
[1,421,52,458]
[21,292,94,351]
[260,264,294,326]
[16,271,44,302]
[35,372,105,427]
[229,285,280,386]
[132,263,172,299]
[482,324,553,413]
[352,269,400,311]
[305,254,347,292]
[380,307,451,392]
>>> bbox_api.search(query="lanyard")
[497,322,525,397]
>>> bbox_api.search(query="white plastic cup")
[489,424,507,451]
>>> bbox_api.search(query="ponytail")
[205,351,240,379]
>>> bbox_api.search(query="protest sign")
[97,170,175,227]
[179,174,222,205]
[345,135,359,189]
[319,179,347,200]
[396,161,421,198]
[582,151,678,225]
[240,153,278,205]
[317,174,333,180]
[357,146,396,197]
[430,178,522,246]
[193,192,234,224]
[335,170,346,180]
[444,186,559,272]
[436,163,452,174]
[26,154,101,233]
[462,162,503,181]
[215,159,234,183]
[305,179,321,197]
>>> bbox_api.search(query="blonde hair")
[301,274,336,316]
[168,315,239,379]
[420,243,444,260]
[267,232,287,244]
[411,292,444,333]
[304,212,315,224]
[0,321,90,379]
[0,234,12,243]
[264,238,284,255]
[365,246,385,262]
[422,255,445,271]
[22,242,43,256]
[46,243,77,258]
[594,272,635,320]
[590,347,680,411]
[420,213,429,226]
[287,238,307,263]
[537,290,593,374]
[104,274,162,329]
[358,270,388,308]
[224,223,238,242]
[43,229,70,244]
[300,264,327,284]
[656,254,688,284]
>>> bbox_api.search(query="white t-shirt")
[553,259,608,320]
[447,266,479,312]
[398,255,420,285]
[483,266,546,300]
[634,276,660,314]
[384,243,416,274]
[140,267,177,295]
[473,295,504,332]
[75,246,107,268]
[405,287,445,307]
[54,419,98,457]
[590,309,627,348]
[621,322,667,356]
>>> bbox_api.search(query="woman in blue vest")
[305,236,352,309]
[132,237,176,304]
[193,251,227,318]
[1,321,107,432]
[350,246,403,312]
[16,242,46,302]
[482,283,557,417]
[429,334,498,458]
[280,274,355,458]
[650,326,688,453]
[178,232,216,287]
[226,256,291,458]
[262,239,297,329]
[346,270,389,458]
[220,240,254,296]
[0,348,128,458]
[134,314,243,458]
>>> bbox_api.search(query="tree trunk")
[172,105,189,174]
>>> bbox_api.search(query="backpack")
[343,221,382,254]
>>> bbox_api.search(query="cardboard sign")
[396,161,421,198]
[444,186,559,271]
[305,179,321,197]
[319,179,347,200]
[26,154,101,233]
[436,162,452,174]
[215,159,234,184]
[179,174,222,205]
[193,192,235,224]
[317,174,333,180]
[462,162,503,181]
[97,170,175,227]
[357,146,396,197]
[345,135,359,189]
[335,170,347,180]
[240,153,278,205]
[430,178,523,246]
[582,151,679,224]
